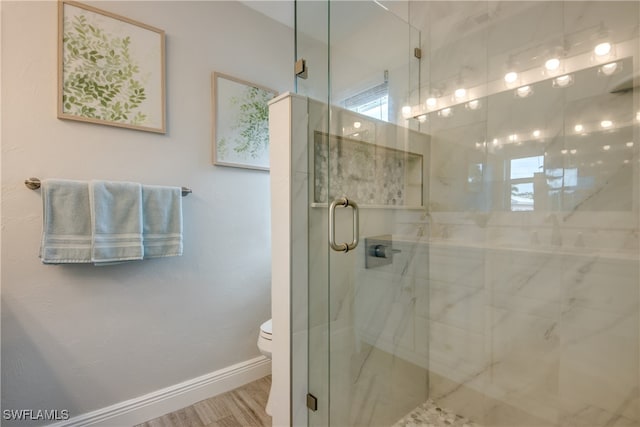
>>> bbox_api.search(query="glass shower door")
[304,2,427,426]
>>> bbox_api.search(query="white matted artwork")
[58,1,166,133]
[212,72,277,171]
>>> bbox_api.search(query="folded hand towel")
[40,179,92,264]
[89,180,143,263]
[142,185,183,258]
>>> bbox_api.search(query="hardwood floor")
[135,376,272,427]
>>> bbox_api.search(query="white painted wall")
[1,1,293,423]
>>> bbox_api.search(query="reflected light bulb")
[516,85,532,98]
[600,120,613,128]
[466,99,480,110]
[570,149,577,154]
[561,149,568,154]
[532,130,541,138]
[402,105,412,118]
[504,71,518,84]
[624,159,630,164]
[553,75,573,87]
[426,97,437,110]
[439,108,452,118]
[545,58,560,71]
[574,124,584,133]
[492,138,499,146]
[594,42,612,57]
[353,121,361,129]
[603,145,611,151]
[509,134,518,142]
[636,112,640,122]
[626,141,634,147]
[600,62,618,76]
[454,88,467,100]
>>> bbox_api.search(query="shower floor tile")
[393,399,482,427]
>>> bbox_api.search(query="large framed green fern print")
[58,1,166,133]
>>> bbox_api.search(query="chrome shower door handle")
[329,197,359,253]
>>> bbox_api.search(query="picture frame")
[212,72,277,170]
[58,1,166,133]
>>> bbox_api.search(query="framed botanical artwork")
[212,72,277,170]
[58,1,166,133]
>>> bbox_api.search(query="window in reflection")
[509,155,543,211]
[344,82,389,121]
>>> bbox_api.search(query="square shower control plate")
[365,234,396,269]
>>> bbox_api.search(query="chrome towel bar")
[24,177,192,197]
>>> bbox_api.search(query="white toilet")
[257,318,273,415]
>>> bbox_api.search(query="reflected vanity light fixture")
[603,144,611,150]
[508,134,518,142]
[404,36,631,122]
[401,105,412,118]
[626,141,634,147]
[532,129,541,138]
[552,74,574,87]
[466,99,481,110]
[600,120,613,128]
[561,149,568,154]
[353,121,361,129]
[574,124,584,133]
[570,149,577,154]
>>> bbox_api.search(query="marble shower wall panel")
[429,135,489,213]
[558,254,640,425]
[487,250,563,424]
[402,1,640,426]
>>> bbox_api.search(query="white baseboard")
[47,356,271,427]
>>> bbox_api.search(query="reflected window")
[344,82,389,121]
[509,155,543,211]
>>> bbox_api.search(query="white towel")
[89,180,144,263]
[142,185,183,258]
[40,179,92,264]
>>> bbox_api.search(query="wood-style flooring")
[135,376,272,427]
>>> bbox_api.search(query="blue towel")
[142,185,183,258]
[39,179,92,264]
[89,180,144,263]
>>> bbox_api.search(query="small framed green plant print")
[212,72,277,170]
